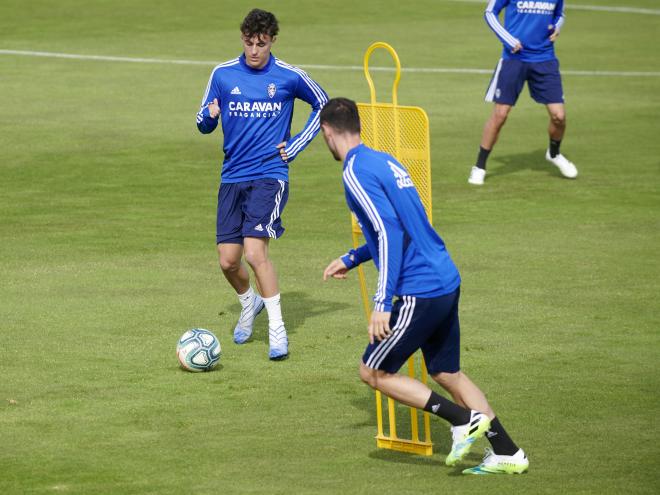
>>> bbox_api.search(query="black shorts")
[362,288,461,375]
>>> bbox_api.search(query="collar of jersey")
[344,143,366,168]
[239,53,275,74]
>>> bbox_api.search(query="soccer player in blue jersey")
[320,98,529,474]
[468,0,578,185]
[196,9,328,360]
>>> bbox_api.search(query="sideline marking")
[1,49,659,77]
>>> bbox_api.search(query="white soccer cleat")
[445,411,491,466]
[545,149,578,178]
[462,447,529,474]
[468,166,486,185]
[268,324,289,360]
[233,295,264,344]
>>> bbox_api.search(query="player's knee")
[243,246,267,268]
[550,110,566,127]
[433,370,462,391]
[219,255,241,273]
[491,108,510,127]
[359,363,379,388]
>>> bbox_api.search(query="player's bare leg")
[243,237,278,297]
[469,103,513,185]
[218,243,249,293]
[218,242,265,345]
[545,103,577,178]
[432,371,494,418]
[546,102,566,141]
[359,363,436,409]
[244,236,288,359]
[482,103,513,150]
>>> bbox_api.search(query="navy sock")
[423,391,471,426]
[475,146,491,170]
[486,417,519,456]
[550,139,561,158]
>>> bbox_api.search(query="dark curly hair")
[240,9,279,39]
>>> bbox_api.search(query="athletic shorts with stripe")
[485,58,564,106]
[216,178,289,244]
[362,287,461,375]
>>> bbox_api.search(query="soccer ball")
[176,328,221,372]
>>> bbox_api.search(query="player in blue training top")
[196,9,328,360]
[468,0,578,185]
[320,98,529,475]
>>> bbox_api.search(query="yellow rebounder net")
[353,42,433,456]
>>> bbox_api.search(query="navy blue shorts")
[485,58,564,106]
[362,288,461,375]
[216,178,289,244]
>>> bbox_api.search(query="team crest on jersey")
[267,83,276,98]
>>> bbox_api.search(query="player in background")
[320,98,528,474]
[196,9,328,360]
[468,0,578,185]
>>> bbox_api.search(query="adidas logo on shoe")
[231,86,241,95]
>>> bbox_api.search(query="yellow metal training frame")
[353,42,433,456]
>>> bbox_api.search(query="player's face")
[242,34,274,69]
[321,124,341,161]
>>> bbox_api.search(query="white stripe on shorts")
[485,58,503,102]
[365,296,417,370]
[266,180,286,238]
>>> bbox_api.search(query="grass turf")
[1,1,659,493]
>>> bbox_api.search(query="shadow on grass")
[487,148,559,179]
[228,290,350,345]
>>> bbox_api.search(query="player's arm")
[343,166,404,314]
[341,244,373,270]
[196,69,222,134]
[550,0,565,42]
[484,0,522,53]
[322,245,372,280]
[280,70,328,163]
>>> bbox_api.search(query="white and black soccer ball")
[176,328,221,372]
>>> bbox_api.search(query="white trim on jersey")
[197,58,240,117]
[274,59,328,158]
[555,13,565,31]
[485,58,504,102]
[365,296,417,369]
[343,157,388,311]
[266,180,286,238]
[286,113,321,158]
[484,7,519,48]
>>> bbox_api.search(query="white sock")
[237,286,255,309]
[262,293,284,329]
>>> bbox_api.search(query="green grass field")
[1,0,659,493]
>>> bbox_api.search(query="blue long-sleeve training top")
[340,144,461,312]
[485,0,565,62]
[196,53,328,183]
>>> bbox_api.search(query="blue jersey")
[196,54,328,183]
[485,0,565,63]
[340,144,461,312]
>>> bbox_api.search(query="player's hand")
[549,26,560,42]
[323,258,349,281]
[207,98,220,118]
[511,42,523,53]
[368,311,392,344]
[276,141,289,163]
